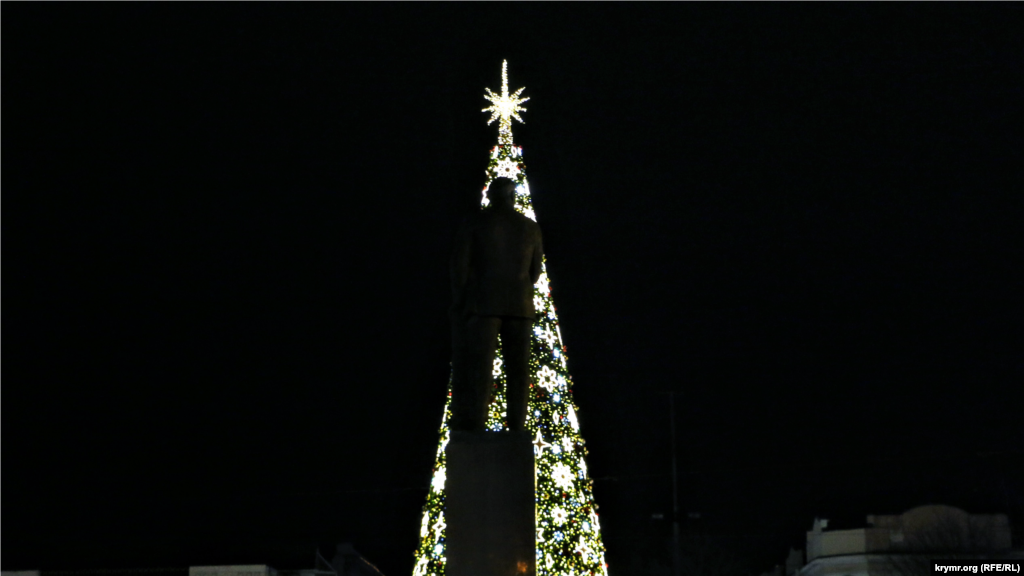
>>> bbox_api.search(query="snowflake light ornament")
[553,507,568,525]
[537,365,558,391]
[552,463,575,490]
[541,326,558,349]
[494,158,521,179]
[534,294,546,312]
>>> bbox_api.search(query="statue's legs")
[450,315,532,432]
[451,315,500,432]
[499,317,531,433]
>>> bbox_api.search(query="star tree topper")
[483,60,529,146]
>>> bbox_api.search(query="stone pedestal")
[446,431,535,576]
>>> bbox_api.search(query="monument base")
[446,430,536,576]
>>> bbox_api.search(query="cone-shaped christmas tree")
[412,61,609,576]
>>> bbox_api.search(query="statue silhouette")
[449,177,544,432]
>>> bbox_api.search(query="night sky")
[4,4,1022,576]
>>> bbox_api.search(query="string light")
[412,61,609,576]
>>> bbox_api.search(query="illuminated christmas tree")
[412,61,609,576]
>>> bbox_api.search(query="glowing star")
[533,430,552,455]
[431,467,446,492]
[562,436,573,452]
[537,365,557,391]
[574,537,594,561]
[552,507,568,525]
[431,513,446,544]
[482,60,529,146]
[492,357,503,377]
[482,80,528,124]
[494,158,520,179]
[552,463,575,490]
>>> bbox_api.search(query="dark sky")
[4,4,1022,576]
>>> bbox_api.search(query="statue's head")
[486,178,517,208]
